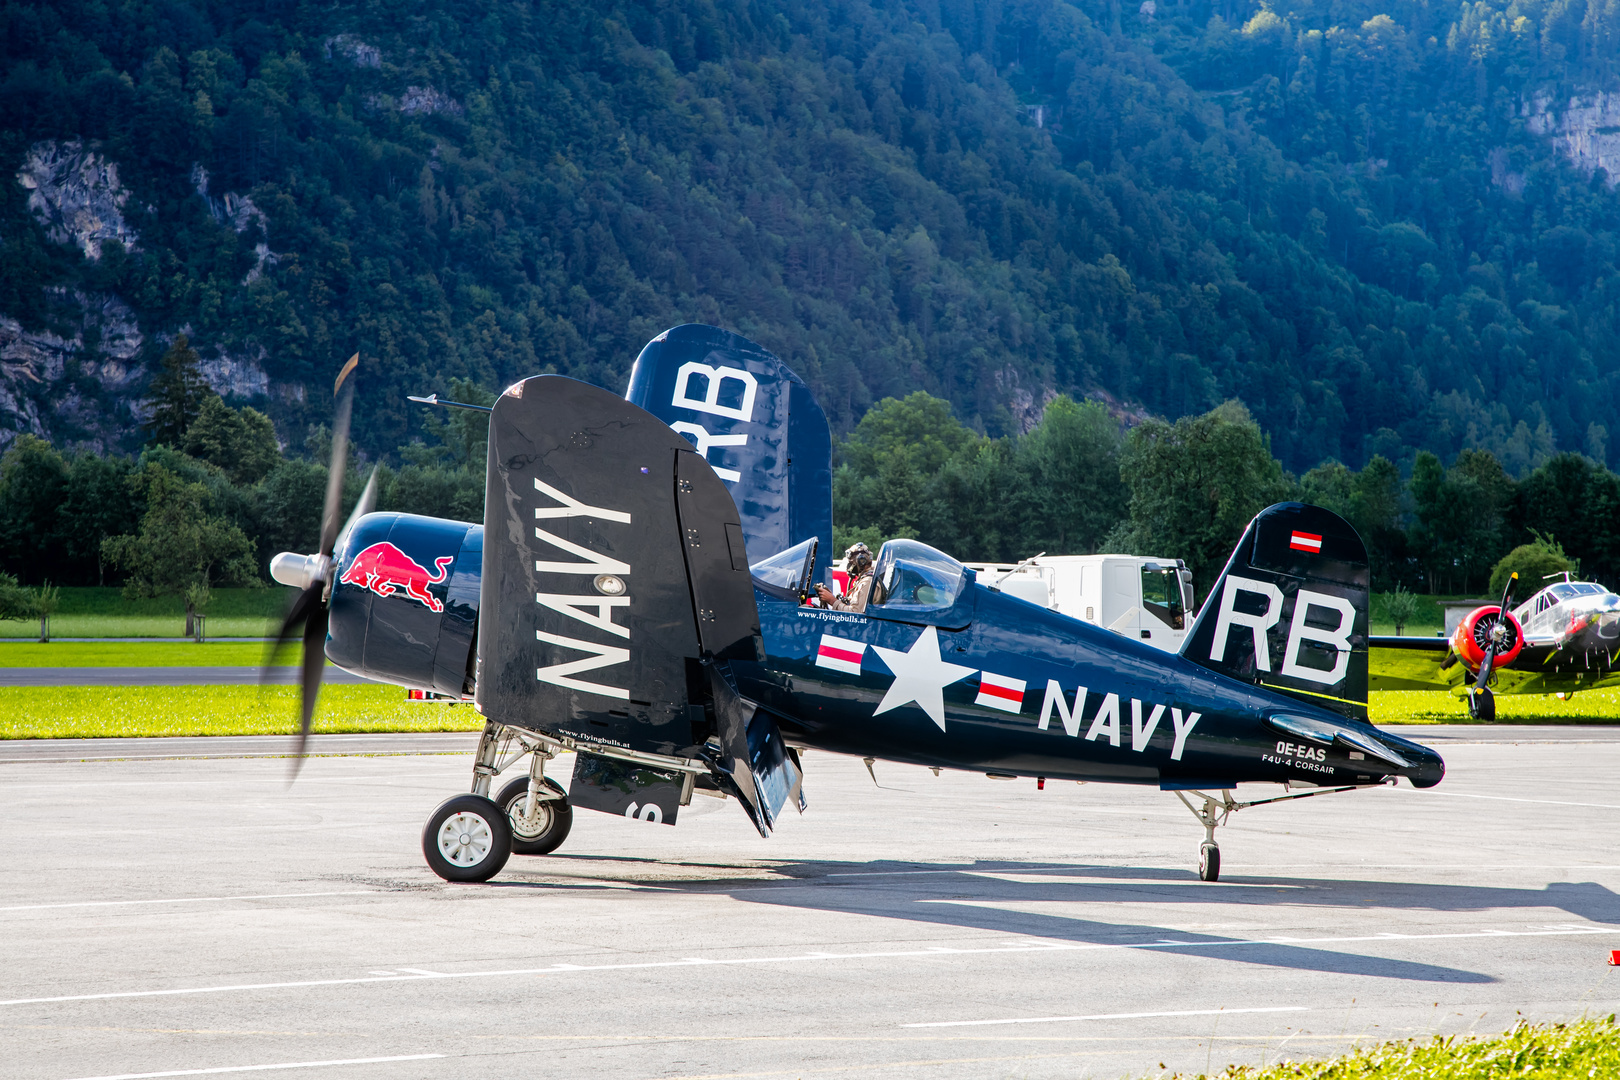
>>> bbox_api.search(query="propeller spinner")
[265,354,377,774]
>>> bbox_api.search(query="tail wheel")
[423,794,511,883]
[496,776,573,856]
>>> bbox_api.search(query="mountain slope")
[1,0,1617,472]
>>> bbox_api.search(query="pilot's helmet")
[844,542,874,575]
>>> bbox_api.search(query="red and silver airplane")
[1371,572,1620,719]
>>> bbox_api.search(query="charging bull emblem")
[339,542,455,612]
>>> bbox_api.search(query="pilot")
[816,543,875,613]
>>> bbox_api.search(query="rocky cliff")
[1524,91,1620,185]
[1,141,280,453]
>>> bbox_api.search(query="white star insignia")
[871,626,977,732]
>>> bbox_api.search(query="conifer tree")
[144,335,211,448]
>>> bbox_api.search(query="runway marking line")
[904,1005,1308,1028]
[1428,791,1620,811]
[3,926,1617,1009]
[0,892,373,914]
[57,1054,442,1080]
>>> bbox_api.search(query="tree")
[1015,397,1128,555]
[834,392,982,545]
[1407,450,1513,594]
[0,574,57,640]
[1489,535,1576,603]
[143,335,211,448]
[1512,454,1620,587]
[1351,456,1408,590]
[183,395,281,485]
[0,436,69,584]
[0,572,37,624]
[1108,401,1293,600]
[59,453,140,585]
[31,582,58,641]
[1384,585,1419,636]
[251,459,327,561]
[102,463,258,633]
[837,392,980,478]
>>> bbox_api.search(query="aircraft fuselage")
[737,584,1444,790]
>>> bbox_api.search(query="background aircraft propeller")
[265,354,374,776]
[1469,571,1519,719]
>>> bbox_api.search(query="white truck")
[831,551,1196,652]
[965,554,1196,652]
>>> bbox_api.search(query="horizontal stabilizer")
[1265,713,1410,769]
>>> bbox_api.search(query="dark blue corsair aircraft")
[268,325,1444,885]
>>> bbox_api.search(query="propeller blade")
[333,467,378,557]
[289,602,330,779]
[1473,642,1497,694]
[1496,571,1518,615]
[1473,571,1520,698]
[319,354,360,558]
[264,581,322,676]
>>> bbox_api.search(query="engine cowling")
[1450,605,1523,671]
[324,513,482,696]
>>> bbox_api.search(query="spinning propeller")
[1468,571,1520,719]
[265,354,376,775]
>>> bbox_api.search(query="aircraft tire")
[496,776,573,856]
[422,794,512,883]
[1198,842,1220,883]
[1468,687,1496,723]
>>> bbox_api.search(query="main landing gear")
[421,721,574,883]
[1467,685,1496,722]
[1173,782,1394,883]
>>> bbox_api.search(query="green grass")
[1191,1018,1620,1079]
[0,642,302,666]
[0,685,485,739]
[0,616,282,639]
[0,586,297,639]
[1369,688,1620,724]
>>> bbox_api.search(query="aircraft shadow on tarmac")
[496,855,1620,985]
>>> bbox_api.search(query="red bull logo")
[339,542,455,612]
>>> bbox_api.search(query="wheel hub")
[437,811,493,867]
[509,795,553,839]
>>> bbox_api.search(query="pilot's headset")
[845,543,874,579]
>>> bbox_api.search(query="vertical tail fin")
[1180,503,1370,720]
[625,324,833,577]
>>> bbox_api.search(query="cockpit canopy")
[869,539,970,614]
[1512,578,1620,631]
[750,536,819,599]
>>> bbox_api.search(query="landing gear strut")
[1176,790,1233,882]
[1467,686,1496,722]
[1171,780,1398,883]
[422,720,575,883]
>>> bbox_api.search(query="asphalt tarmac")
[3,727,1618,1080]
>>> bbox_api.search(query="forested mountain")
[2,0,1619,473]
